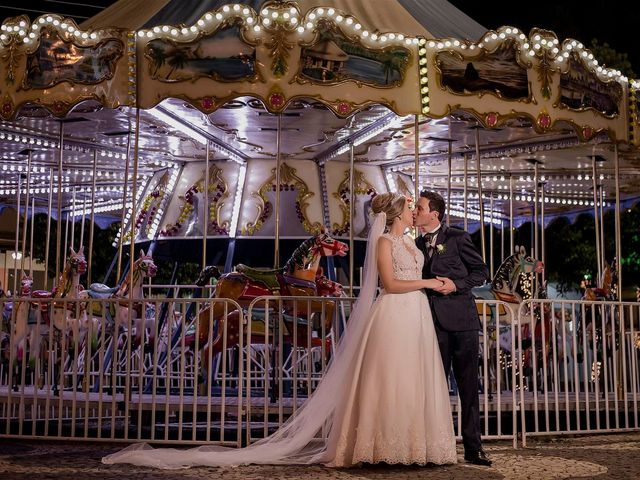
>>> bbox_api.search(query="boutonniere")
[435,243,446,255]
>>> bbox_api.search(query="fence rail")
[1,293,639,447]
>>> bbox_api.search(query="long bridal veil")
[102,213,387,469]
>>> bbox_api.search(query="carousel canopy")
[81,0,487,40]
[0,0,637,248]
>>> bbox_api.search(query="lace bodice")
[381,233,424,281]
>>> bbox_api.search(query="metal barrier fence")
[517,299,640,445]
[1,293,638,448]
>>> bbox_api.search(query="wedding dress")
[102,214,457,469]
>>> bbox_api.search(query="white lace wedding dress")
[102,215,457,469]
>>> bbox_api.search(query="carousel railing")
[2,294,638,447]
[517,299,640,446]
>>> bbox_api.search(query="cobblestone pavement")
[0,433,639,479]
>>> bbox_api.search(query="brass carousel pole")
[203,142,210,270]
[44,168,54,290]
[592,156,602,282]
[475,128,486,262]
[489,195,494,279]
[117,128,133,282]
[129,108,141,292]
[414,116,420,207]
[613,144,622,296]
[533,161,539,262]
[70,187,76,251]
[540,181,546,286]
[79,185,87,251]
[20,150,32,274]
[12,174,22,294]
[88,151,97,285]
[29,198,35,277]
[446,139,453,226]
[349,143,355,296]
[274,114,282,269]
[55,123,64,287]
[509,173,514,254]
[463,154,468,231]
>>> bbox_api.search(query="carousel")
[0,0,639,447]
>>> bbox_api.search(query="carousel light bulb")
[283,12,290,19]
[253,25,261,32]
[223,5,230,12]
[146,31,153,38]
[216,13,223,20]
[290,17,298,24]
[309,13,316,20]
[197,20,205,27]
[233,4,240,11]
[271,11,278,19]
[247,17,254,24]
[296,26,304,33]
[190,25,197,33]
[362,30,369,37]
[242,8,249,15]
[336,15,343,22]
[261,8,268,15]
[305,22,313,29]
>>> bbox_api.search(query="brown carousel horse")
[193,233,348,364]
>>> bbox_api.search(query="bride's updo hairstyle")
[371,192,406,229]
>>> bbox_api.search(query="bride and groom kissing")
[103,190,492,469]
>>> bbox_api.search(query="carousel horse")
[577,261,618,393]
[473,246,545,392]
[193,233,348,368]
[31,247,88,344]
[9,273,34,364]
[87,249,158,347]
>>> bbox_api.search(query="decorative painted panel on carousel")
[158,162,238,238]
[324,162,387,238]
[238,159,323,237]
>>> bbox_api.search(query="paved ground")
[0,433,639,479]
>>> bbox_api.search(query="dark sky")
[449,0,638,74]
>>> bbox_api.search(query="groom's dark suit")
[416,224,489,455]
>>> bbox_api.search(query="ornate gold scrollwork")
[161,165,230,237]
[243,162,322,236]
[332,169,377,235]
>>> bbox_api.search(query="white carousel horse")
[10,272,34,363]
[88,249,158,346]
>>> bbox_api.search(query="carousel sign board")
[0,14,130,119]
[135,3,421,117]
[426,27,630,142]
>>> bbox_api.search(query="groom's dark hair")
[420,191,446,221]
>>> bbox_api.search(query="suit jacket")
[416,224,489,332]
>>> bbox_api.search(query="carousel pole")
[20,150,33,274]
[12,175,22,294]
[63,191,70,264]
[501,218,506,263]
[463,154,468,231]
[29,197,35,277]
[202,142,210,270]
[70,187,76,251]
[117,127,133,282]
[599,185,606,268]
[274,114,282,269]
[44,168,54,290]
[533,161,539,261]
[348,142,355,296]
[540,181,546,286]
[489,194,494,279]
[414,116,420,206]
[129,108,141,291]
[474,128,486,262]
[88,151,97,285]
[55,123,64,287]
[592,156,602,282]
[79,186,86,251]
[446,139,453,226]
[613,144,622,296]
[509,173,514,254]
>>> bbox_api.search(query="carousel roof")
[80,0,487,40]
[0,0,637,245]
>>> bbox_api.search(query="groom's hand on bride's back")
[433,276,456,295]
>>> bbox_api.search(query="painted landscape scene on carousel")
[26,29,123,88]
[436,42,529,100]
[299,27,409,86]
[559,54,623,116]
[145,24,256,82]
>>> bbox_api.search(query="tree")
[589,39,636,78]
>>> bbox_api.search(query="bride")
[103,192,457,468]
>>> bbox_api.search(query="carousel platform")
[0,432,638,479]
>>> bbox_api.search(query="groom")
[414,191,492,466]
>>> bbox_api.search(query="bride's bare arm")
[377,237,443,293]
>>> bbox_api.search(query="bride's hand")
[424,278,446,290]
